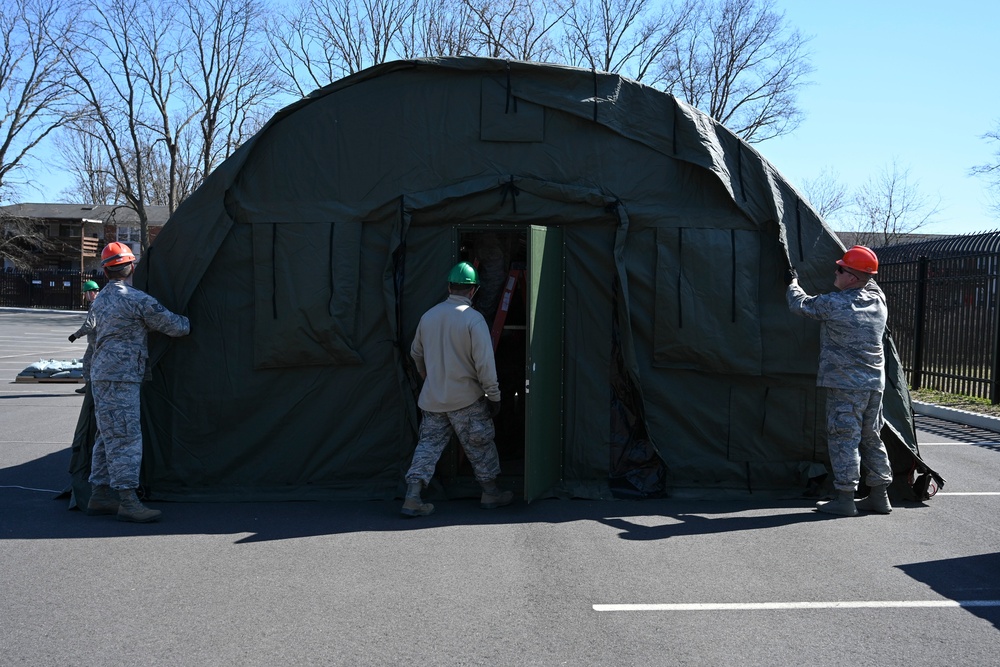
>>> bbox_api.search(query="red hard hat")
[101,241,135,268]
[837,245,878,274]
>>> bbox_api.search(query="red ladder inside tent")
[490,265,526,351]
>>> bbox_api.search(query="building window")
[117,226,140,243]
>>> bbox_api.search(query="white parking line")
[920,442,1000,446]
[593,600,1000,611]
[935,492,1000,496]
[0,350,79,359]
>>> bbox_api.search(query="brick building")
[0,203,170,272]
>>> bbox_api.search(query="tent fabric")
[69,57,941,502]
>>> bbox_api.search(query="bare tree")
[659,0,813,143]
[558,0,694,82]
[53,119,119,204]
[268,0,418,98]
[57,0,188,251]
[266,2,335,98]
[58,0,271,248]
[971,121,1000,218]
[0,0,78,201]
[399,0,478,58]
[849,161,940,248]
[130,0,196,215]
[140,133,201,206]
[800,167,849,223]
[178,0,275,182]
[0,211,53,268]
[308,0,418,75]
[462,0,566,61]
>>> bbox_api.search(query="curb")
[0,307,85,315]
[912,400,1000,434]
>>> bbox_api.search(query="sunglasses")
[836,266,857,279]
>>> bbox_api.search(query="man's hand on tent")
[487,399,501,418]
[784,267,798,286]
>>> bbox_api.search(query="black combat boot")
[85,485,120,516]
[480,479,513,509]
[117,489,162,523]
[401,481,434,517]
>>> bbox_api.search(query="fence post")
[911,255,928,391]
[993,257,1000,404]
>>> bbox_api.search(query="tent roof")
[146,56,828,314]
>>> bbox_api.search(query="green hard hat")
[447,262,479,285]
[81,280,100,292]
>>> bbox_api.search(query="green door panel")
[524,224,565,500]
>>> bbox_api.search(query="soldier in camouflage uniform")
[401,262,513,517]
[69,280,100,395]
[85,242,190,523]
[787,245,894,517]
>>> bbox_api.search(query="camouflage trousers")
[406,399,501,485]
[89,380,143,490]
[825,388,893,492]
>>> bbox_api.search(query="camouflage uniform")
[88,280,189,491]
[405,293,502,486]
[407,400,502,485]
[787,279,893,492]
[71,310,97,381]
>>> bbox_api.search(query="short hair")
[449,282,475,294]
[844,266,870,282]
[105,262,134,279]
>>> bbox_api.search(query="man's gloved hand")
[487,399,501,418]
[68,334,77,343]
[784,267,798,285]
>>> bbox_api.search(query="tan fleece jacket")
[411,294,501,412]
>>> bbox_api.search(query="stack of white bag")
[16,358,84,381]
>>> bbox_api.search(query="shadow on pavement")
[1,448,931,545]
[897,552,1000,630]
[0,491,838,544]
[916,415,1000,450]
[0,450,69,496]
[1,449,840,543]
[596,511,838,540]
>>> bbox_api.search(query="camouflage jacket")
[72,308,96,342]
[73,307,97,377]
[90,280,190,382]
[787,279,887,390]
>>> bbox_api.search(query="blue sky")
[759,0,1000,235]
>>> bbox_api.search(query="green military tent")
[70,57,942,504]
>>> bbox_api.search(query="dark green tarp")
[70,57,942,504]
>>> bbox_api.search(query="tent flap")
[653,227,763,374]
[251,222,363,368]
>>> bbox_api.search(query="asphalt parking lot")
[1,308,998,666]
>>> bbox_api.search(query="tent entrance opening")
[447,226,565,501]
[453,229,528,480]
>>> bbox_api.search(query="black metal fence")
[877,232,1000,404]
[0,270,102,310]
